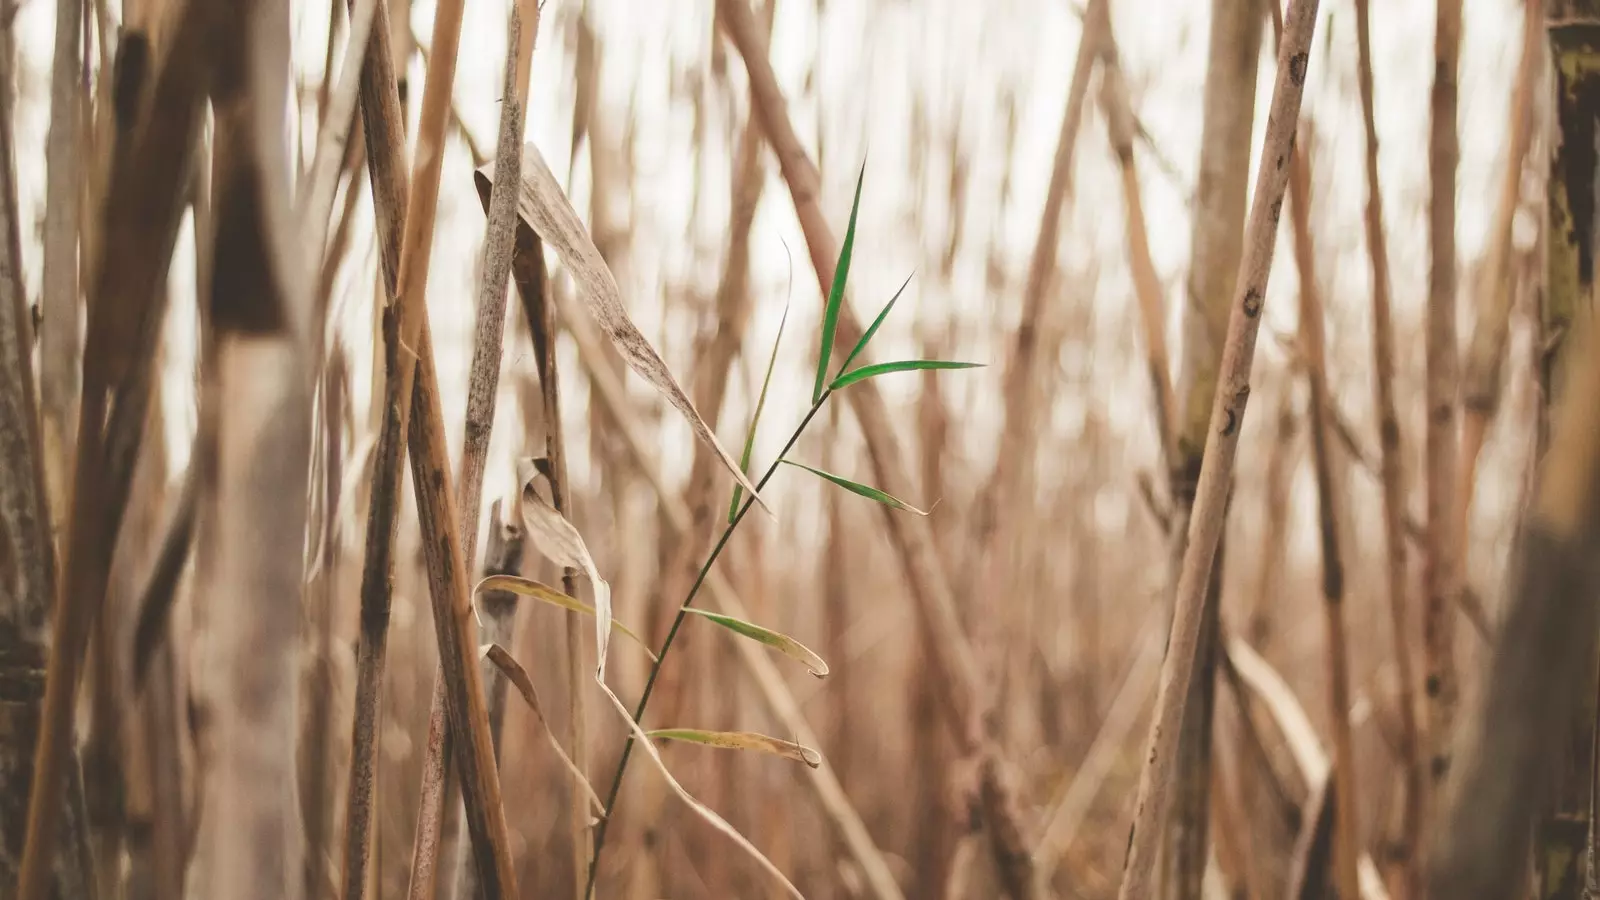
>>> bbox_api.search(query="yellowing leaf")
[682,608,828,678]
[598,681,804,900]
[647,728,822,768]
[473,575,657,662]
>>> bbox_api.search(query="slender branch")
[717,1,1038,894]
[1285,113,1360,900]
[545,283,904,900]
[1114,3,1320,897]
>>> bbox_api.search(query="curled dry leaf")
[480,643,605,816]
[516,464,615,678]
[647,728,823,768]
[598,681,805,900]
[474,574,656,661]
[683,607,829,677]
[475,144,769,514]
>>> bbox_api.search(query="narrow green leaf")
[730,301,791,524]
[682,607,829,677]
[473,574,658,662]
[647,728,823,768]
[779,459,929,516]
[813,161,867,404]
[831,359,983,390]
[835,269,914,376]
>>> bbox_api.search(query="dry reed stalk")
[717,0,1037,894]
[437,7,541,897]
[0,18,94,894]
[1458,0,1541,564]
[1284,115,1360,900]
[529,276,905,900]
[337,0,519,886]
[186,0,311,891]
[1165,0,1265,890]
[971,0,1098,732]
[39,0,85,530]
[1096,1,1177,469]
[1421,0,1462,847]
[1113,2,1319,898]
[1422,247,1600,900]
[18,5,211,893]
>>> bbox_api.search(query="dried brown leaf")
[476,146,768,514]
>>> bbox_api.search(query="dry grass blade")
[474,574,656,660]
[480,643,605,815]
[682,607,829,677]
[518,465,615,677]
[476,145,768,513]
[646,728,824,768]
[1115,3,1321,898]
[597,681,806,900]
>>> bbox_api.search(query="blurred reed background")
[2,0,1592,898]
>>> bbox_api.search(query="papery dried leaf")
[516,466,614,678]
[481,643,605,814]
[475,145,768,514]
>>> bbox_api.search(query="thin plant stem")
[586,393,832,897]
[1114,2,1321,897]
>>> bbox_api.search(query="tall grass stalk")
[1114,3,1321,897]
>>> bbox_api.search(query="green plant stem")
[585,390,832,897]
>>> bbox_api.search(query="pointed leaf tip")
[647,728,823,768]
[830,359,983,390]
[779,459,929,516]
[683,607,829,677]
[813,160,867,405]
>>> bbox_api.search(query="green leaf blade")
[813,161,867,405]
[682,607,829,677]
[830,359,983,391]
[646,728,823,768]
[779,459,930,516]
[836,269,915,376]
[730,301,791,524]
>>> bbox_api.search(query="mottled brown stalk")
[1424,253,1600,900]
[1285,115,1361,900]
[1422,0,1463,834]
[441,6,540,897]
[718,0,1037,895]
[1165,1,1265,892]
[336,0,519,886]
[18,5,209,893]
[1115,2,1319,897]
[0,11,94,893]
